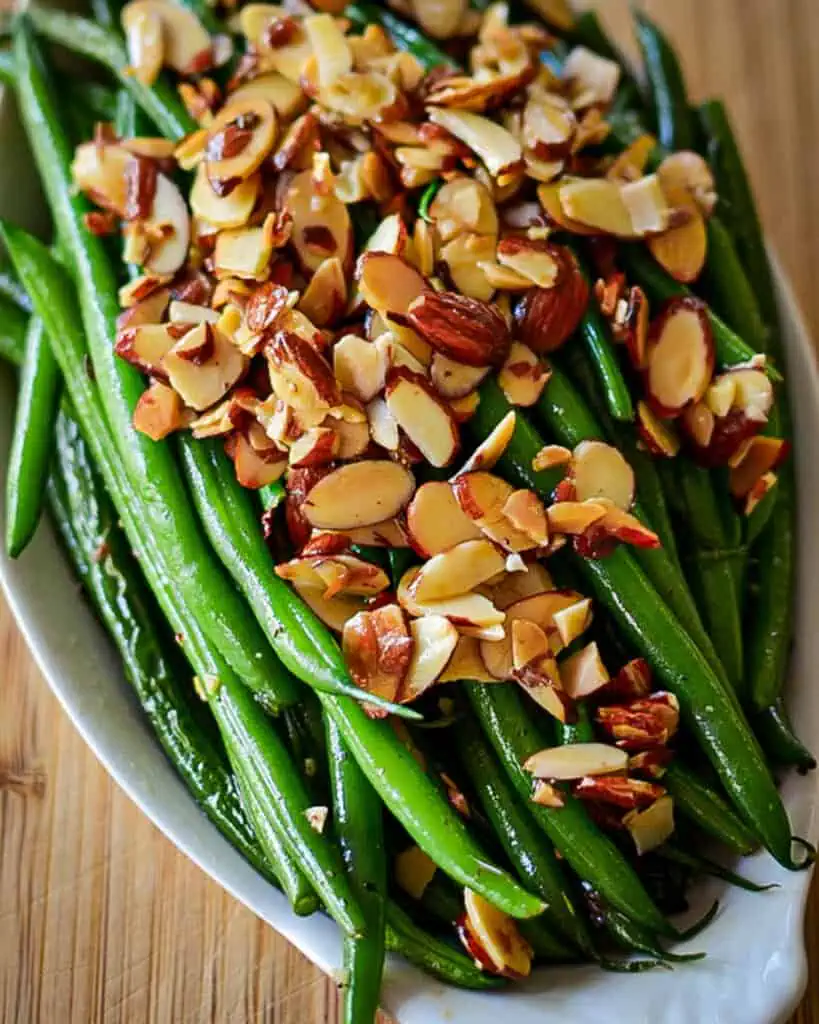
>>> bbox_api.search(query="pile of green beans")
[0,3,813,1018]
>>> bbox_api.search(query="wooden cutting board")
[2,1,819,1021]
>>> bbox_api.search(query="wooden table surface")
[2,1,819,1021]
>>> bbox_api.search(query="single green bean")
[633,9,695,151]
[662,761,757,857]
[753,700,816,775]
[6,315,60,556]
[0,291,28,364]
[657,844,776,894]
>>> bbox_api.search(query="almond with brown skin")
[644,296,715,417]
[514,248,589,354]
[384,367,461,468]
[407,291,511,367]
[342,603,413,712]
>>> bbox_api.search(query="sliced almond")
[532,444,572,473]
[287,168,353,275]
[143,174,191,276]
[438,635,498,683]
[292,581,367,633]
[406,480,484,557]
[428,177,498,241]
[342,604,413,708]
[122,2,164,86]
[116,323,177,375]
[658,151,717,218]
[212,221,276,280]
[366,396,400,452]
[463,889,532,979]
[559,179,634,237]
[531,780,565,808]
[560,641,609,699]
[132,380,185,440]
[524,742,628,780]
[537,180,597,236]
[304,12,352,89]
[572,440,635,510]
[227,429,287,489]
[645,297,715,417]
[726,367,774,422]
[496,236,560,288]
[428,108,523,178]
[563,46,620,108]
[229,72,307,121]
[455,411,516,476]
[546,500,608,536]
[636,401,680,457]
[502,489,549,546]
[400,615,459,703]
[439,232,497,302]
[303,460,416,530]
[729,436,789,498]
[620,175,670,236]
[510,619,567,719]
[522,91,575,161]
[552,598,593,649]
[744,471,778,516]
[206,96,278,184]
[298,257,347,327]
[357,252,427,323]
[488,562,554,610]
[191,164,259,229]
[647,181,706,284]
[287,426,339,468]
[267,331,340,413]
[385,368,461,468]
[163,323,247,411]
[411,539,506,602]
[624,795,675,855]
[333,334,386,403]
[398,567,505,633]
[430,354,490,400]
[395,845,438,899]
[597,507,661,549]
[276,553,389,598]
[498,342,551,407]
[453,472,538,552]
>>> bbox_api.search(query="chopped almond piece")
[364,213,409,257]
[552,598,593,648]
[726,367,774,422]
[229,71,308,121]
[400,616,459,703]
[559,179,634,237]
[462,890,533,979]
[498,342,551,407]
[287,426,339,467]
[563,46,620,108]
[342,604,413,710]
[453,472,538,552]
[406,480,484,557]
[658,151,717,218]
[636,401,680,457]
[267,331,340,413]
[621,175,670,236]
[532,444,572,473]
[298,257,347,327]
[560,641,609,699]
[502,489,549,546]
[744,471,778,516]
[574,776,666,810]
[428,108,523,178]
[410,539,506,602]
[497,236,560,288]
[163,323,247,411]
[385,368,461,468]
[395,845,438,899]
[303,461,416,530]
[522,91,575,161]
[524,742,628,780]
[132,380,185,440]
[116,323,177,376]
[480,589,584,679]
[227,429,287,489]
[430,354,490,400]
[428,177,499,241]
[572,440,635,510]
[191,164,258,229]
[624,795,675,855]
[531,780,565,808]
[366,395,400,452]
[537,180,597,236]
[597,692,680,750]
[729,436,789,498]
[511,619,569,720]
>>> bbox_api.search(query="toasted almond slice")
[287,426,339,468]
[163,324,247,411]
[624,795,675,855]
[522,91,575,161]
[400,615,460,703]
[122,2,164,86]
[428,108,523,178]
[206,96,278,184]
[115,322,177,375]
[125,0,212,75]
[438,635,498,683]
[267,331,339,413]
[512,628,569,720]
[645,297,715,417]
[705,374,737,417]
[406,480,484,557]
[428,177,498,241]
[488,562,554,610]
[297,257,347,328]
[144,174,190,276]
[560,641,609,699]
[450,392,480,423]
[597,507,661,549]
[287,168,353,275]
[191,164,259,229]
[366,396,400,452]
[744,471,778,516]
[212,222,275,280]
[524,741,627,780]
[132,380,185,440]
[680,401,715,449]
[292,581,367,633]
[502,489,549,546]
[327,519,410,549]
[563,46,620,108]
[276,553,389,598]
[241,7,313,82]
[440,232,497,302]
[559,179,634,237]
[453,472,537,552]
[498,342,551,407]
[342,604,413,708]
[620,175,670,236]
[636,401,680,457]
[463,890,532,979]
[332,335,386,403]
[395,845,438,899]
[496,236,560,288]
[411,539,506,602]
[572,440,635,510]
[303,460,416,530]
[430,354,490,400]
[658,151,717,218]
[647,190,707,284]
[553,598,593,649]
[480,589,584,680]
[304,12,352,88]
[168,300,220,325]
[729,436,789,498]
[228,430,287,489]
[229,72,307,120]
[537,180,597,235]
[546,500,608,535]
[357,252,427,321]
[398,567,505,631]
[532,444,572,473]
[531,780,565,808]
[385,368,461,468]
[455,411,516,477]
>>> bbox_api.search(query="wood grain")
[2,0,819,1021]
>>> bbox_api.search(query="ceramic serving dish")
[1,50,818,1024]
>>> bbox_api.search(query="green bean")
[453,708,590,954]
[0,269,31,313]
[316,690,545,920]
[603,905,701,965]
[26,8,195,140]
[7,229,321,914]
[418,180,442,221]
[466,682,673,936]
[633,10,695,152]
[0,47,13,85]
[48,409,274,882]
[471,381,809,869]
[618,244,781,380]
[0,291,28,365]
[10,26,294,709]
[657,844,776,894]
[90,0,118,31]
[327,719,387,1024]
[345,3,456,70]
[259,480,286,513]
[6,315,60,556]
[753,700,816,774]
[662,761,757,857]
[385,901,505,990]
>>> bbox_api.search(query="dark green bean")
[753,700,816,774]
[662,761,757,857]
[657,844,776,894]
[633,10,694,151]
[345,3,456,70]
[0,291,28,365]
[327,719,387,1024]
